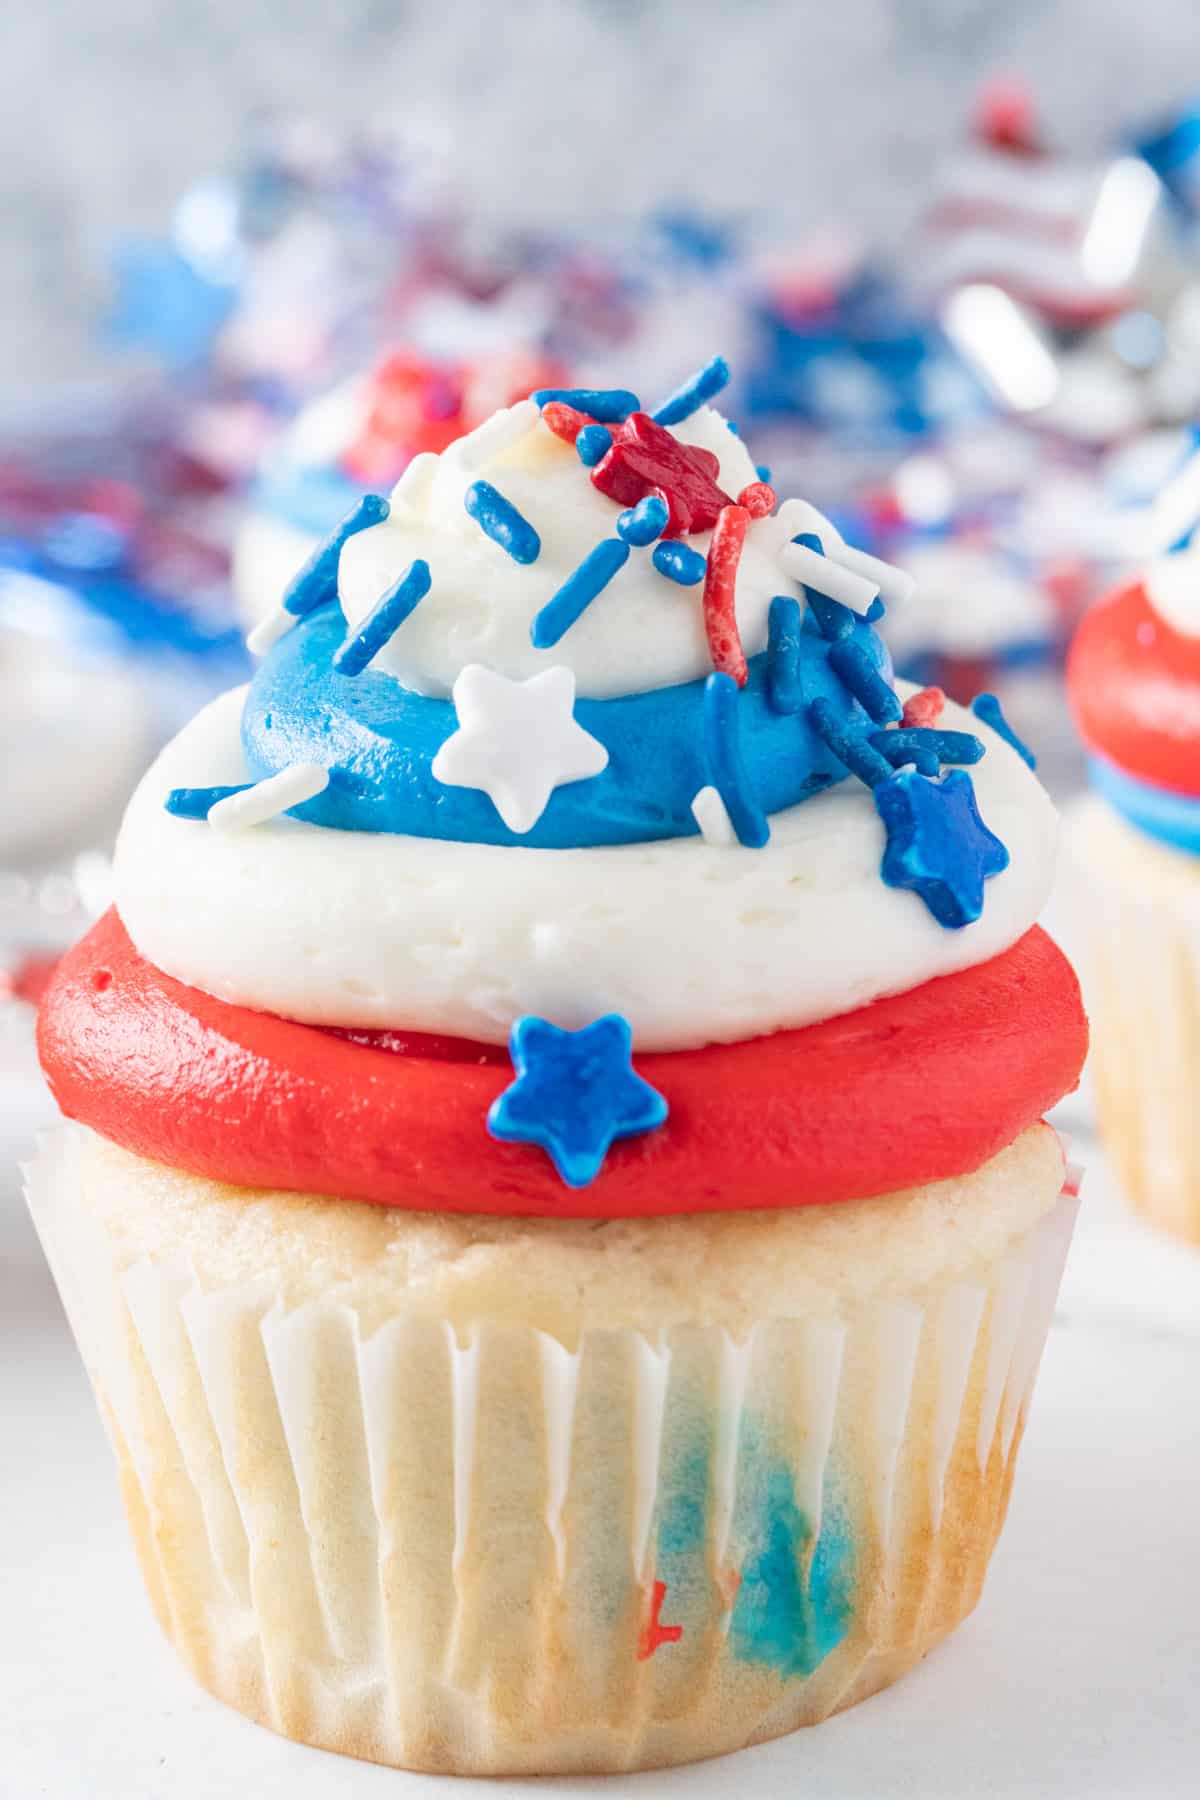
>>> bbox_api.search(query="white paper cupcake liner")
[25,1126,1080,1776]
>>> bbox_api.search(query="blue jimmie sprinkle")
[333,558,432,676]
[827,639,903,725]
[464,480,541,564]
[282,494,390,617]
[532,538,630,647]
[704,672,770,848]
[575,423,614,466]
[808,698,895,788]
[876,768,1009,928]
[532,386,640,422]
[616,495,669,546]
[652,354,730,426]
[488,1014,668,1187]
[972,692,1037,769]
[166,783,253,820]
[756,464,772,483]
[766,596,804,714]
[870,727,984,776]
[652,540,707,585]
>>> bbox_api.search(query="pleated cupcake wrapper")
[24,1126,1080,1777]
[1068,841,1200,1242]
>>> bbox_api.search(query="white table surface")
[4,1118,1199,1800]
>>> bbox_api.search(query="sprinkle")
[616,495,670,546]
[876,768,1009,929]
[532,387,640,422]
[826,541,917,609]
[755,463,772,483]
[652,355,730,426]
[808,698,895,788]
[208,764,329,832]
[737,481,776,518]
[246,606,298,658]
[703,505,750,685]
[488,1014,668,1187]
[165,783,252,820]
[592,411,733,535]
[766,595,804,713]
[454,398,539,469]
[827,639,903,725]
[652,540,707,585]
[704,672,769,847]
[333,558,432,675]
[870,727,985,773]
[691,784,737,846]
[902,685,946,728]
[638,1580,684,1660]
[791,534,855,640]
[781,537,880,615]
[532,538,630,647]
[281,494,390,618]
[464,480,541,565]
[972,692,1037,768]
[576,424,614,466]
[541,401,591,444]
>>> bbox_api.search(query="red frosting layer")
[38,911,1086,1218]
[1068,580,1200,795]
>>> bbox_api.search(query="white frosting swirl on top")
[113,685,1057,1052]
[337,402,832,700]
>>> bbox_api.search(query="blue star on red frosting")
[488,1014,668,1187]
[875,768,1009,929]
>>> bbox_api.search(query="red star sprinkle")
[591,411,733,536]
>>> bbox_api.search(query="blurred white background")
[7,0,1200,382]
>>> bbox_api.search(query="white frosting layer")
[337,402,841,700]
[113,685,1057,1052]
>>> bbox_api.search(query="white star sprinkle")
[431,664,608,834]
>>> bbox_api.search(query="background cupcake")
[31,365,1086,1775]
[1066,505,1200,1243]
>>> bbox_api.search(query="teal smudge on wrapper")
[657,1435,711,1563]
[729,1457,856,1678]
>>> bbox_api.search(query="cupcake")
[30,358,1087,1776]
[233,345,565,631]
[1066,529,1200,1241]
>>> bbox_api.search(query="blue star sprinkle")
[488,1015,668,1187]
[875,768,1009,929]
[971,693,1037,769]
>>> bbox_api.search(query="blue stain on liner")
[532,386,640,422]
[704,672,770,848]
[464,480,541,565]
[575,424,614,466]
[244,603,888,849]
[652,541,707,586]
[1087,753,1200,855]
[166,783,253,820]
[652,355,730,426]
[972,692,1037,769]
[616,495,669,547]
[333,558,432,676]
[766,596,804,714]
[281,493,390,617]
[532,538,630,648]
[728,1429,856,1680]
[828,638,903,725]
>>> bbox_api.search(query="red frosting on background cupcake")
[1068,580,1200,795]
[39,910,1087,1219]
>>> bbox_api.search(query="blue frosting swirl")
[242,603,892,850]
[1088,753,1200,855]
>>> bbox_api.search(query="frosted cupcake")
[31,358,1086,1776]
[1066,532,1200,1241]
[233,345,564,629]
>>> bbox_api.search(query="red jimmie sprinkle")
[736,480,776,518]
[901,686,946,729]
[638,1581,683,1660]
[541,401,592,445]
[703,504,750,685]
